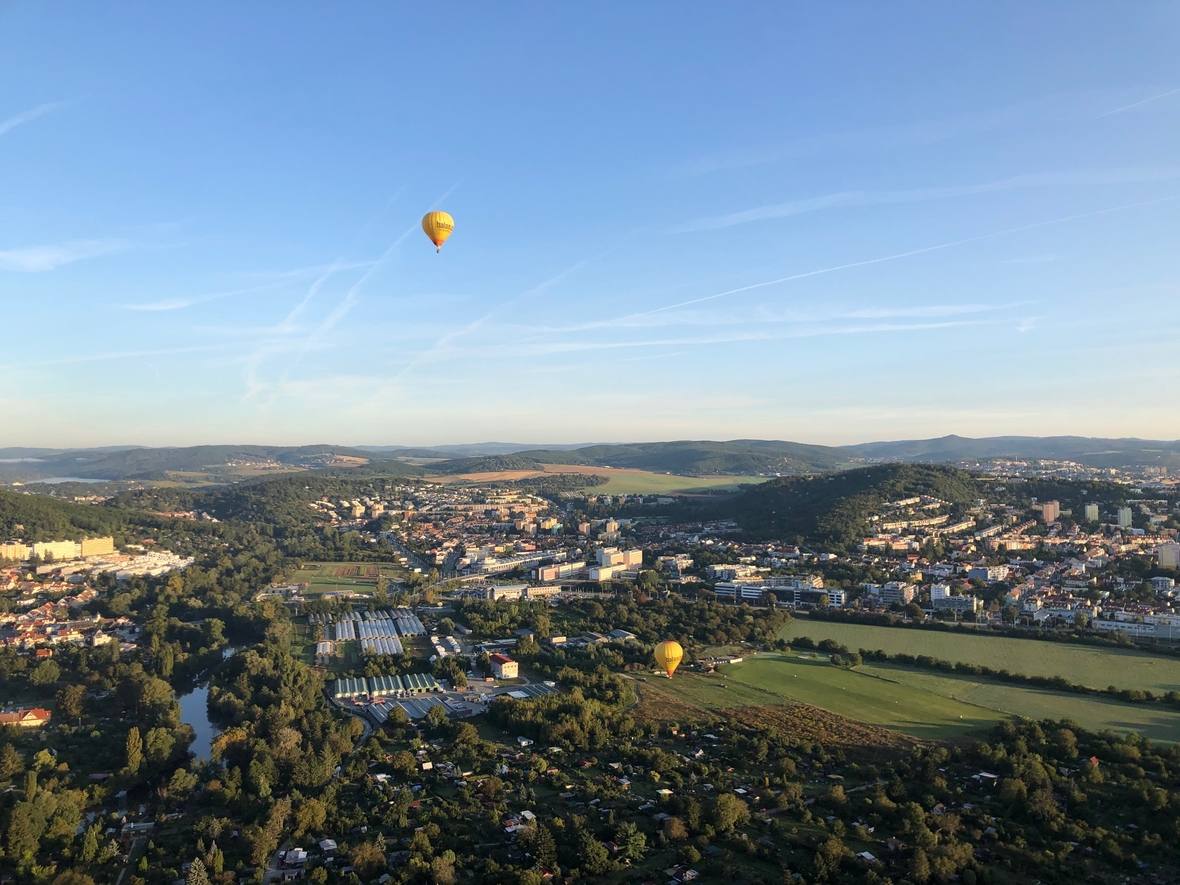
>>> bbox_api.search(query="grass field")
[434,463,766,495]
[781,619,1180,694]
[861,662,1180,744]
[642,653,1000,740]
[286,560,407,596]
[638,652,1180,744]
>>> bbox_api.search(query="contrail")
[1099,86,1180,118]
[0,101,64,138]
[622,195,1180,321]
[387,258,589,386]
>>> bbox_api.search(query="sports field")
[287,560,406,596]
[781,619,1180,694]
[436,463,766,495]
[639,652,1180,743]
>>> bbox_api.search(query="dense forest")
[0,489,127,541]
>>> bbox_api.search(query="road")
[114,836,147,885]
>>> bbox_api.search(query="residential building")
[1084,503,1100,522]
[1117,507,1133,529]
[932,594,982,614]
[878,582,915,606]
[968,565,1010,583]
[1158,542,1180,571]
[1039,500,1060,523]
[490,653,519,679]
[0,707,52,727]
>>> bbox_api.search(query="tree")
[30,658,61,686]
[425,703,448,730]
[711,793,750,832]
[294,797,328,839]
[145,727,176,765]
[185,857,211,885]
[0,743,22,780]
[351,839,387,876]
[80,823,102,863]
[57,684,85,723]
[526,824,558,870]
[813,835,847,881]
[663,816,689,841]
[125,727,143,775]
[576,829,612,875]
[911,847,931,883]
[430,849,458,885]
[615,821,646,862]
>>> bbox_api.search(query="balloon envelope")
[653,640,684,678]
[421,211,455,252]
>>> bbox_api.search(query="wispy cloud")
[246,193,451,402]
[0,101,64,138]
[1001,253,1059,266]
[630,196,1180,320]
[672,93,1095,177]
[0,345,225,372]
[675,168,1180,232]
[514,319,996,357]
[120,261,380,314]
[1098,86,1180,118]
[388,258,590,384]
[527,301,1026,335]
[121,280,291,312]
[0,239,128,272]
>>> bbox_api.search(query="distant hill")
[0,444,374,482]
[358,442,594,458]
[729,464,982,549]
[841,434,1180,468]
[431,439,852,476]
[6,435,1180,485]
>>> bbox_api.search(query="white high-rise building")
[1159,542,1180,571]
[1117,507,1133,529]
[1084,503,1099,522]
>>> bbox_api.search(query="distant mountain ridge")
[0,444,372,482]
[3,435,1179,483]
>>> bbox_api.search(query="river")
[178,646,239,761]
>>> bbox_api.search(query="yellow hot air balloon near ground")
[421,210,455,252]
[654,640,684,678]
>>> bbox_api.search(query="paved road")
[114,836,147,885]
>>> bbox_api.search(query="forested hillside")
[431,439,852,476]
[730,464,982,548]
[0,489,126,540]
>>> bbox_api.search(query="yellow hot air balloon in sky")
[653,640,684,678]
[421,210,455,252]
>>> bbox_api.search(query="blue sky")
[3,2,1179,447]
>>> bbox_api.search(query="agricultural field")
[285,560,406,596]
[638,652,1180,744]
[436,463,766,494]
[781,618,1180,693]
